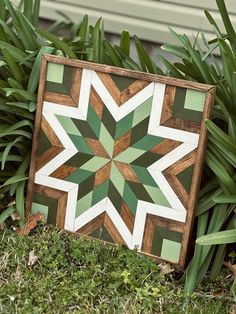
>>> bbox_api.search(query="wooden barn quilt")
[27,55,215,268]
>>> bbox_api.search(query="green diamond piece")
[144,185,171,207]
[56,115,81,136]
[76,191,93,217]
[99,124,114,158]
[113,147,144,163]
[80,156,109,172]
[132,97,152,127]
[110,162,125,195]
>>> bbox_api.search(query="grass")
[0,224,234,314]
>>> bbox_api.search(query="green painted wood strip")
[160,239,181,263]
[46,62,64,83]
[32,202,49,219]
[184,89,206,112]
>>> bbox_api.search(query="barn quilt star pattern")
[27,55,215,267]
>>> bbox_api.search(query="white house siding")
[38,0,236,44]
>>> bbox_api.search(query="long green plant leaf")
[35,28,77,58]
[196,229,236,245]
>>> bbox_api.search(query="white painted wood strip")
[74,198,107,231]
[149,82,166,127]
[149,143,197,172]
[43,102,86,120]
[132,201,186,250]
[106,199,133,248]
[65,185,79,231]
[36,149,76,175]
[117,83,154,120]
[34,173,79,231]
[150,126,199,145]
[78,69,94,119]
[147,170,186,211]
[42,111,77,149]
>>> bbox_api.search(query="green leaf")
[205,150,236,194]
[204,10,222,36]
[195,247,216,284]
[32,0,40,27]
[35,28,77,59]
[23,0,33,22]
[169,27,188,47]
[9,153,30,196]
[201,42,219,61]
[218,39,236,93]
[0,102,34,120]
[28,46,54,93]
[196,229,236,245]
[208,204,232,235]
[206,119,236,154]
[161,44,189,59]
[210,244,226,280]
[0,206,16,224]
[213,195,236,203]
[2,47,24,83]
[0,153,23,163]
[134,35,157,73]
[216,0,236,53]
[0,129,32,139]
[209,135,236,168]
[16,10,39,51]
[159,56,185,79]
[0,174,28,188]
[122,58,142,71]
[207,141,234,174]
[1,136,24,170]
[174,62,202,81]
[78,14,88,42]
[228,116,236,141]
[104,41,122,67]
[187,45,214,83]
[0,19,24,49]
[8,78,24,89]
[120,30,130,56]
[4,0,20,26]
[0,41,30,66]
[197,188,222,216]
[3,88,36,102]
[91,18,103,63]
[16,180,25,224]
[0,1,6,21]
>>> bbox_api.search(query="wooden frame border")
[26,54,216,269]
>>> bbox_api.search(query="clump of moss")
[0,224,232,313]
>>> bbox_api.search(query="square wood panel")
[26,55,215,268]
